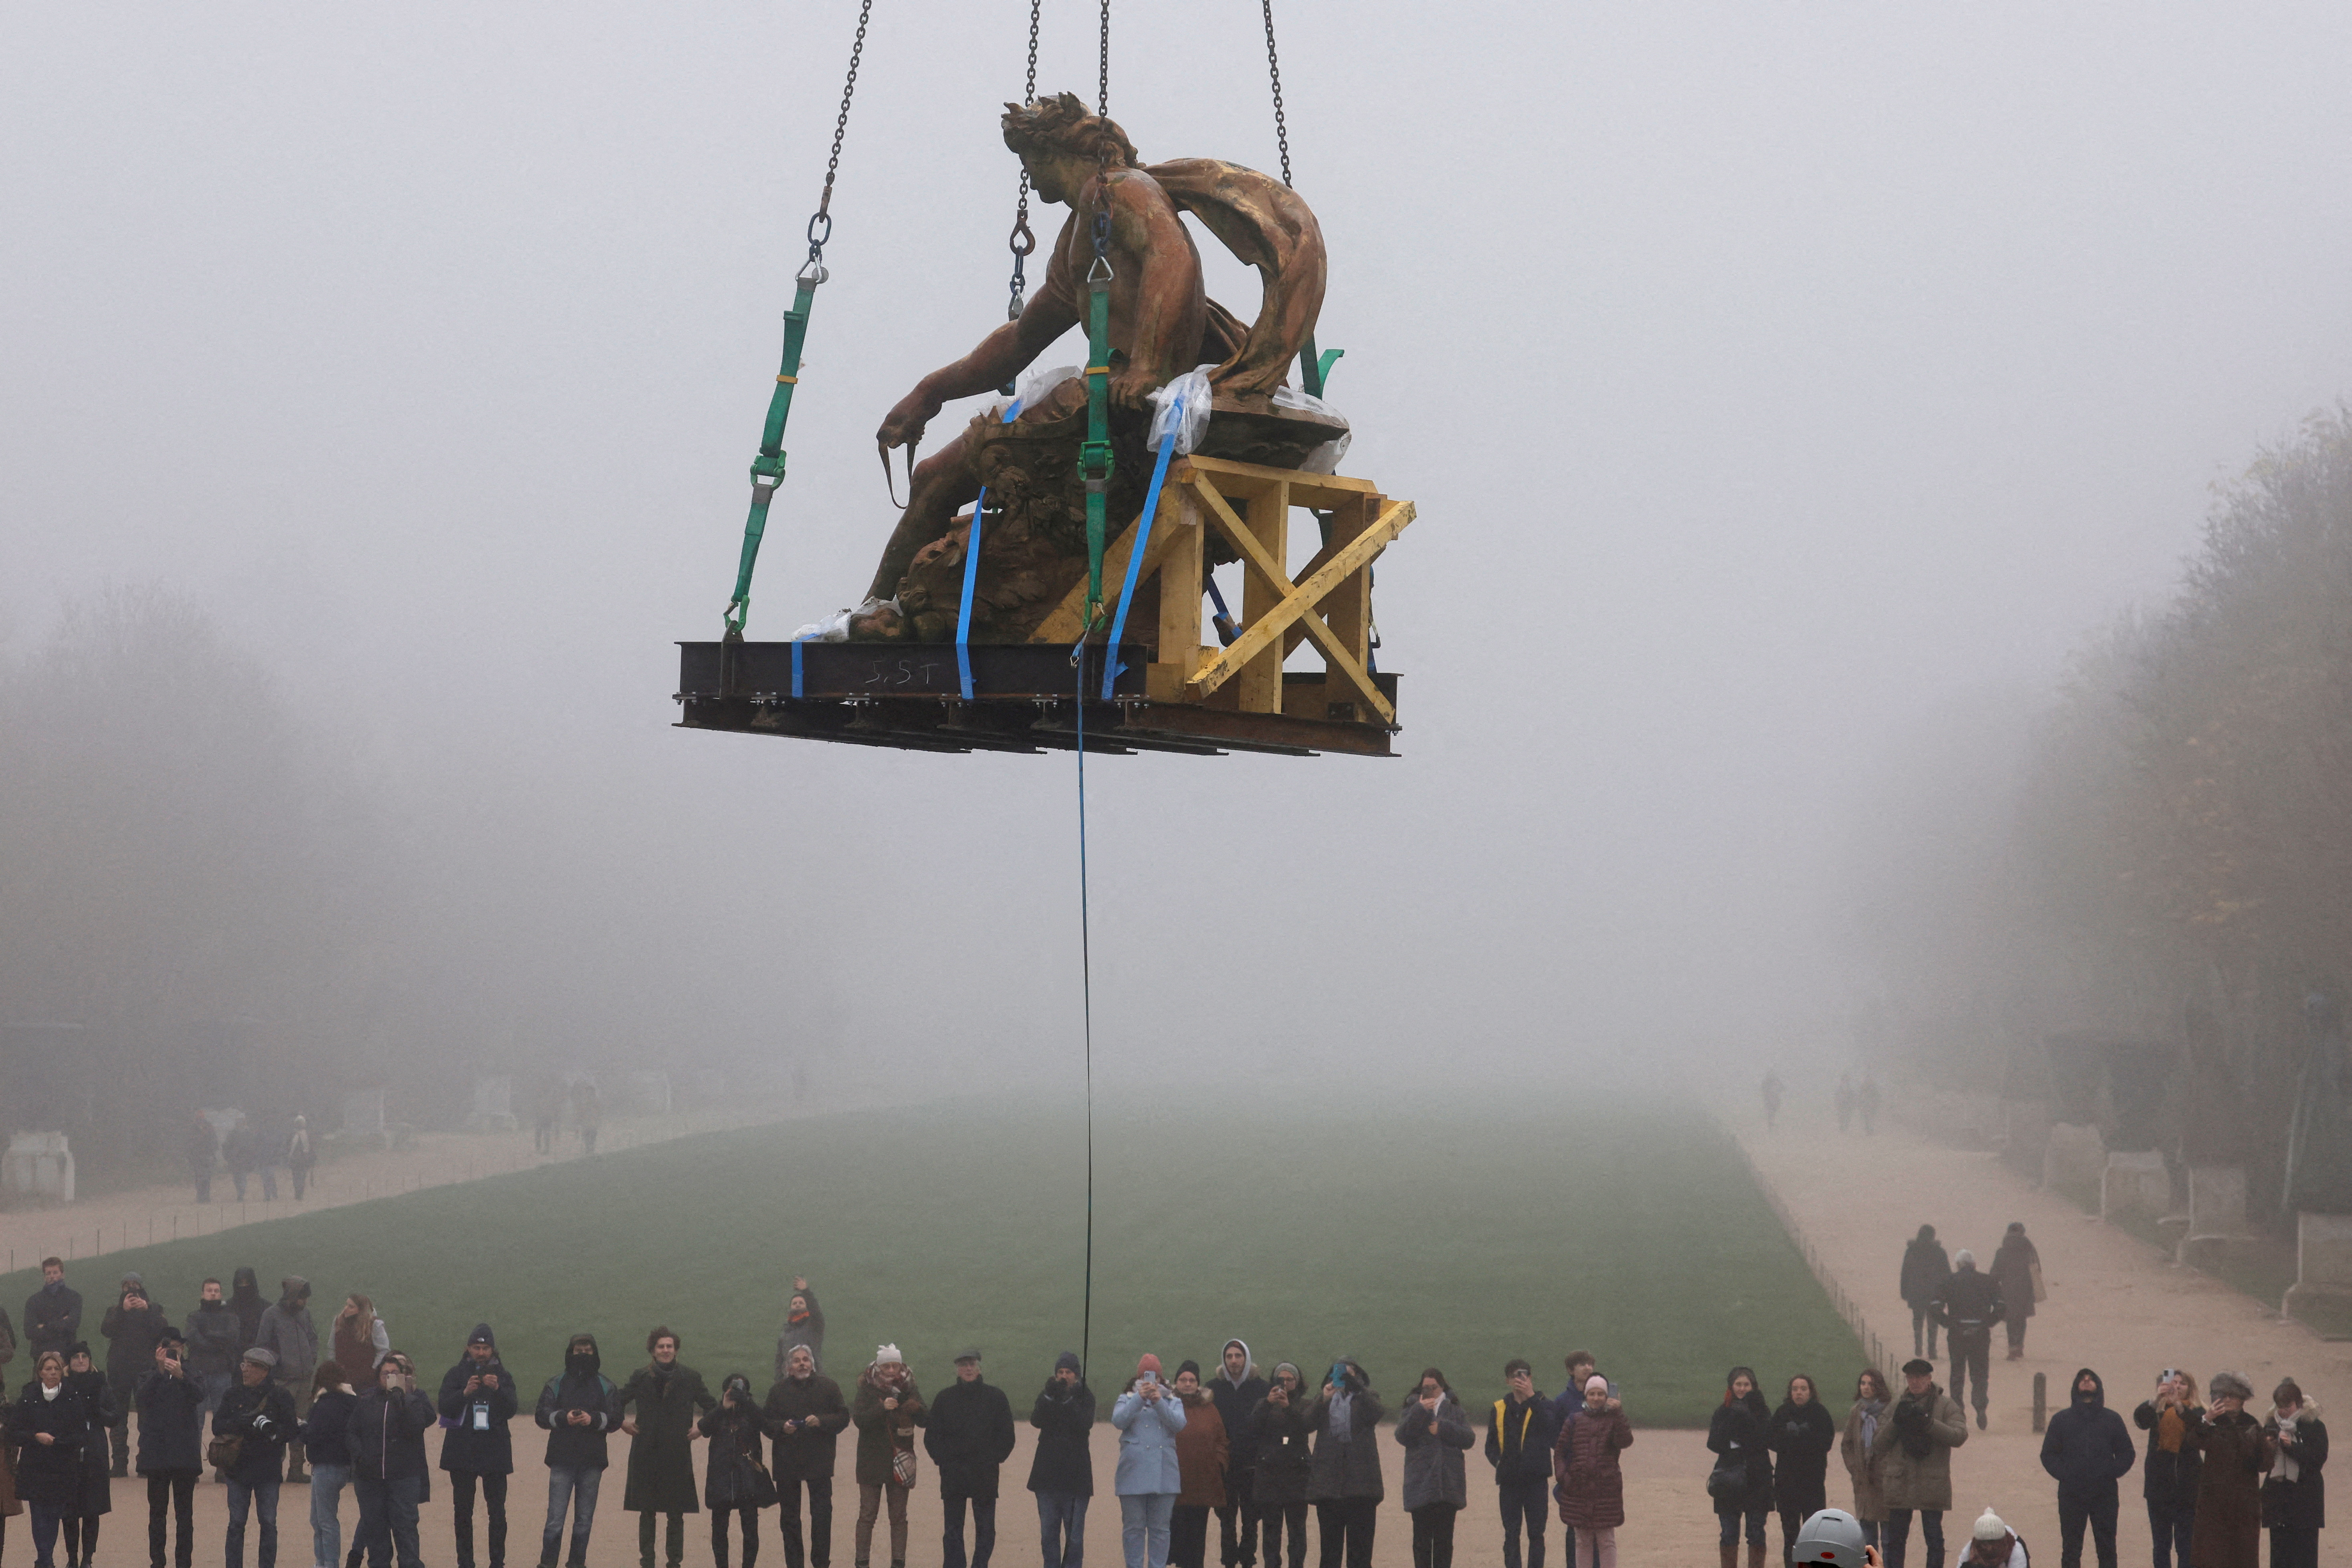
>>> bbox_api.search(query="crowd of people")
[0,1257,2332,1568]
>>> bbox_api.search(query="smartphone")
[1138,1371,1157,1386]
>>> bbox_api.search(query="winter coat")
[348,1384,437,1482]
[1175,1392,1231,1507]
[1208,1354,1268,1470]
[228,1271,267,1354]
[1552,1401,1633,1532]
[1899,1236,1950,1308]
[1872,1384,1966,1513]
[184,1302,241,1382]
[23,1283,83,1360]
[925,1376,1018,1499]
[135,1368,208,1474]
[2187,1409,2273,1568]
[772,1291,826,1383]
[1028,1380,1096,1497]
[6,1383,89,1508]
[763,1373,850,1483]
[535,1346,624,1471]
[1302,1379,1385,1503]
[253,1285,318,1384]
[698,1396,776,1511]
[1990,1235,2041,1322]
[1484,1392,1559,1483]
[1249,1392,1313,1507]
[1707,1394,1775,1516]
[437,1339,521,1475]
[1931,1268,2005,1339]
[1839,1401,1888,1524]
[620,1362,716,1514]
[0,1412,19,1520]
[0,1306,16,1372]
[850,1368,927,1489]
[2039,1370,2134,1501]
[1767,1398,1836,1516]
[333,1314,391,1382]
[101,1290,172,1385]
[1391,1394,1473,1512]
[303,1388,360,1469]
[185,1118,218,1180]
[2132,1398,2204,1508]
[1112,1382,1188,1496]
[213,1376,299,1489]
[2260,1404,2327,1532]
[64,1369,114,1514]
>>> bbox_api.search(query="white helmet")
[1792,1509,1870,1568]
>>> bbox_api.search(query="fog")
[8,3,2352,1142]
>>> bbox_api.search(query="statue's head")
[1002,93,1139,201]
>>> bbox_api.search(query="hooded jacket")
[1028,1376,1096,1497]
[228,1268,267,1353]
[1302,1362,1385,1503]
[1208,1341,1268,1471]
[253,1278,317,1382]
[1899,1229,1951,1308]
[438,1325,521,1475]
[763,1367,851,1483]
[535,1337,624,1471]
[2039,1369,2135,1499]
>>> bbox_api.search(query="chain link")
[1006,0,1043,320]
[1098,0,1110,118]
[807,0,875,269]
[1260,0,1292,188]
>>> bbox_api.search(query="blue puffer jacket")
[1111,1380,1187,1496]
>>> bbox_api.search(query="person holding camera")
[2130,1369,2201,1568]
[620,1328,716,1568]
[532,1333,624,1568]
[1484,1360,1557,1568]
[135,1333,206,1568]
[927,1352,1017,1568]
[1871,1358,1966,1568]
[1027,1352,1095,1568]
[764,1343,850,1568]
[302,1364,361,1568]
[1247,1365,1311,1568]
[1302,1358,1383,1568]
[1168,1362,1229,1568]
[214,1345,299,1568]
[1391,1369,1472,1568]
[348,1351,436,1568]
[851,1346,927,1568]
[101,1273,170,1477]
[701,1373,778,1568]
[1112,1354,1187,1568]
[439,1325,521,1568]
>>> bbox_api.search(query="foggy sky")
[8,3,2352,1089]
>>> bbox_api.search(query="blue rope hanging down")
[1072,647,1096,1378]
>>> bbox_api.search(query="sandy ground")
[1732,1095,2352,1562]
[0,1108,794,1277]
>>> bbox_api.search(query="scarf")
[40,1383,62,1402]
[2270,1409,2301,1484]
[2155,1405,2188,1454]
[1855,1397,1886,1451]
[1326,1389,1354,1441]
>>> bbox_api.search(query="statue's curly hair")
[1001,92,1140,169]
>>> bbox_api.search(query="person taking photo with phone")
[439,1326,520,1568]
[135,1333,206,1568]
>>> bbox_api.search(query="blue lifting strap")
[791,636,806,699]
[957,397,1028,700]
[1099,392,1186,700]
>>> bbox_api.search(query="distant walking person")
[766,1344,850,1568]
[214,1346,298,1568]
[2259,1377,2326,1568]
[699,1374,775,1568]
[619,1329,715,1568]
[1706,1368,1773,1568]
[438,1326,520,1568]
[774,1280,826,1382]
[1989,1225,2041,1360]
[62,1344,115,1566]
[1768,1376,1835,1568]
[573,1085,601,1156]
[2130,1370,2201,1568]
[2037,1369,2132,1568]
[1835,1075,1856,1135]
[26,1259,83,1362]
[301,1364,360,1568]
[1857,1075,1881,1135]
[1483,1360,1555,1568]
[1302,1358,1382,1568]
[531,1080,560,1157]
[137,1332,206,1568]
[1552,1375,1630,1568]
[285,1119,316,1201]
[2188,1372,2270,1568]
[1169,1362,1229,1568]
[349,1352,436,1568]
[927,1352,1016,1568]
[1838,1369,1891,1554]
[1899,1229,1950,1362]
[853,1347,927,1568]
[1027,1353,1094,1568]
[223,1123,259,1202]
[10,1350,90,1568]
[1932,1252,2005,1430]
[1392,1370,1470,1568]
[186,1116,219,1205]
[252,1279,318,1483]
[1760,1073,1784,1132]
[534,1333,622,1568]
[1207,1341,1266,1568]
[103,1273,171,1476]
[1112,1355,1185,1568]
[1247,1365,1310,1568]
[1873,1359,1966,1568]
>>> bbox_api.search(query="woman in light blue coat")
[1113,1354,1188,1568]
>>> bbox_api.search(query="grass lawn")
[0,1097,1857,1425]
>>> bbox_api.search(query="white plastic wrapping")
[1274,383,1353,474]
[1147,365,1216,454]
[789,595,896,643]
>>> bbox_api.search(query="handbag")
[743,1444,781,1510]
[891,1441,917,1487]
[207,1432,244,1470]
[1705,1456,1748,1503]
[2029,1260,2047,1303]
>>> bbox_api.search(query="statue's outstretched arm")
[877,224,1082,452]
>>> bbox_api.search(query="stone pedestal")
[2044,1122,2106,1197]
[2283,1211,2352,1320]
[464,1075,517,1132]
[2,1131,75,1203]
[2177,1165,2251,1266]
[2102,1150,2170,1221]
[2001,1099,2052,1180]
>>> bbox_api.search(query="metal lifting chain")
[1098,0,1110,118]
[1260,0,1292,189]
[805,0,874,274]
[1005,0,1042,323]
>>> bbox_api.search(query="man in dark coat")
[1900,1227,1950,1360]
[186,1114,219,1204]
[618,1327,715,1568]
[185,1278,242,1419]
[440,1324,521,1568]
[350,1351,438,1568]
[26,1257,84,1361]
[1483,1359,1557,1568]
[138,1333,208,1568]
[214,1346,299,1568]
[1028,1352,1095,1568]
[2038,1368,2134,1568]
[1989,1223,2041,1360]
[925,1352,1017,1568]
[764,1343,850,1568]
[252,1278,319,1481]
[534,1332,623,1568]
[1930,1251,2004,1429]
[102,1271,171,1475]
[228,1269,269,1355]
[1209,1340,1268,1568]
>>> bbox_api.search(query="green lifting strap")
[1078,208,1115,629]
[724,273,822,639]
[1299,334,1343,399]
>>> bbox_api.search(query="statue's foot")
[789,595,904,643]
